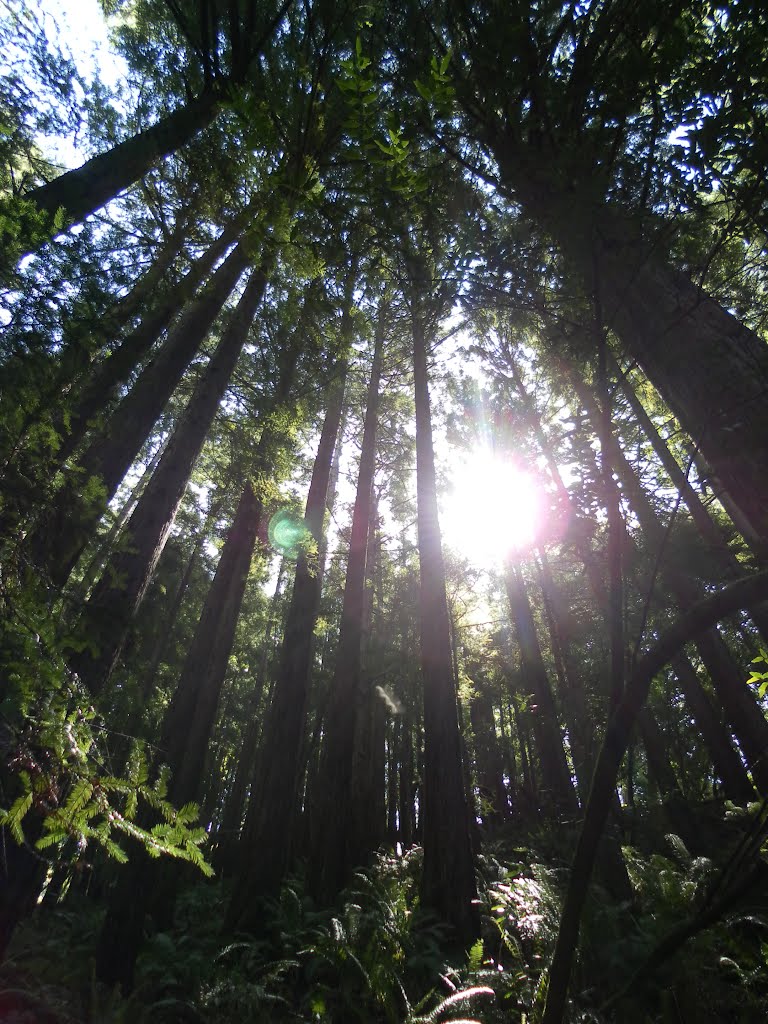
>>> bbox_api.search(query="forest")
[1,0,768,1020]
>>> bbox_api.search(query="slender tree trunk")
[503,561,580,816]
[535,554,592,805]
[670,654,754,803]
[511,694,537,813]
[95,481,264,992]
[498,698,518,814]
[29,241,250,589]
[411,295,479,944]
[55,215,248,465]
[514,361,755,802]
[110,215,192,326]
[73,439,165,603]
[468,684,510,826]
[615,355,768,641]
[215,563,286,875]
[541,570,768,1024]
[310,315,385,901]
[400,716,417,848]
[163,483,264,805]
[228,362,348,909]
[386,720,399,844]
[68,265,267,694]
[351,495,388,859]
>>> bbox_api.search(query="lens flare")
[440,450,543,567]
[267,510,310,559]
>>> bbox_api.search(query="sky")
[37,0,128,168]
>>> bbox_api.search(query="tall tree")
[408,251,479,943]
[68,261,270,695]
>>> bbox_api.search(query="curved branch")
[541,569,768,1024]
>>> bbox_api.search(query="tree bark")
[29,240,250,589]
[669,653,754,803]
[55,214,247,465]
[569,368,768,794]
[95,480,264,992]
[490,136,768,549]
[615,355,768,642]
[535,552,593,805]
[411,296,479,944]
[20,92,221,233]
[229,361,347,909]
[310,315,384,901]
[68,264,267,694]
[503,561,579,816]
[214,562,286,876]
[468,683,510,826]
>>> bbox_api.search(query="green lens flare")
[267,510,310,558]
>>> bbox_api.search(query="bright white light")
[440,449,543,568]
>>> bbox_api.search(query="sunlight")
[440,449,544,568]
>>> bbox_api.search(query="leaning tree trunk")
[541,570,768,1024]
[568,367,768,793]
[614,353,768,643]
[228,362,348,910]
[29,241,251,589]
[95,480,264,993]
[53,211,250,466]
[535,552,593,805]
[411,293,479,945]
[214,561,286,876]
[489,135,768,549]
[68,264,268,695]
[513,360,755,803]
[17,91,221,238]
[669,653,754,803]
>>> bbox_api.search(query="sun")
[440,449,543,568]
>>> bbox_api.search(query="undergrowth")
[3,837,768,1023]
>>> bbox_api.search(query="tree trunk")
[229,362,347,910]
[68,264,267,694]
[615,355,768,642]
[411,297,479,944]
[491,136,768,548]
[95,479,264,992]
[20,92,221,234]
[30,241,250,589]
[535,553,592,805]
[514,358,756,803]
[73,438,165,604]
[351,495,388,860]
[310,314,384,901]
[55,214,247,465]
[398,716,416,849]
[569,368,768,794]
[503,561,579,816]
[468,684,510,827]
[541,570,768,1024]
[215,562,286,876]
[670,654,754,803]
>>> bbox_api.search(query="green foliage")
[747,648,768,700]
[0,559,212,877]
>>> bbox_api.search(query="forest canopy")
[1,1,768,1022]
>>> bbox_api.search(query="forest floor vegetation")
[3,828,768,1024]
